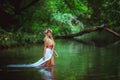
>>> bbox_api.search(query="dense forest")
[0,0,120,49]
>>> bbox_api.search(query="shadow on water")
[0,66,55,80]
[0,39,120,80]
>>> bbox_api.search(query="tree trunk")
[21,0,39,11]
[55,24,120,39]
[104,28,120,38]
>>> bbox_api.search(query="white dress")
[7,48,53,68]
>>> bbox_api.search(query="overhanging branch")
[55,24,120,39]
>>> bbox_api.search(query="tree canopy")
[0,0,120,48]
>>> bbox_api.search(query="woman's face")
[47,32,52,37]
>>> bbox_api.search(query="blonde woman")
[42,28,59,66]
[7,29,58,67]
[30,28,59,67]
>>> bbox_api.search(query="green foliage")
[102,0,120,27]
[0,29,45,48]
[0,0,120,48]
[52,12,84,34]
[87,0,120,29]
[50,25,60,36]
[1,39,18,47]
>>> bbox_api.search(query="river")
[0,39,120,80]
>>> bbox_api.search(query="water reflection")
[0,39,120,80]
[39,66,54,80]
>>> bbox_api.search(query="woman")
[7,28,58,67]
[30,28,59,67]
[42,28,59,66]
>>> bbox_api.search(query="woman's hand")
[54,50,59,58]
[55,54,59,58]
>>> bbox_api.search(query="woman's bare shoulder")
[44,37,46,41]
[44,37,49,42]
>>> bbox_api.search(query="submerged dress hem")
[7,48,53,68]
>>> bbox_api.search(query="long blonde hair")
[44,33,55,45]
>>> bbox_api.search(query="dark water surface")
[0,39,120,80]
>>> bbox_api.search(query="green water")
[0,39,120,80]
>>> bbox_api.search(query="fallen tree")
[55,24,120,39]
[104,28,120,38]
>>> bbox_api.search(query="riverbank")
[0,30,119,50]
[0,31,44,50]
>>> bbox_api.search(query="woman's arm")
[54,50,59,57]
